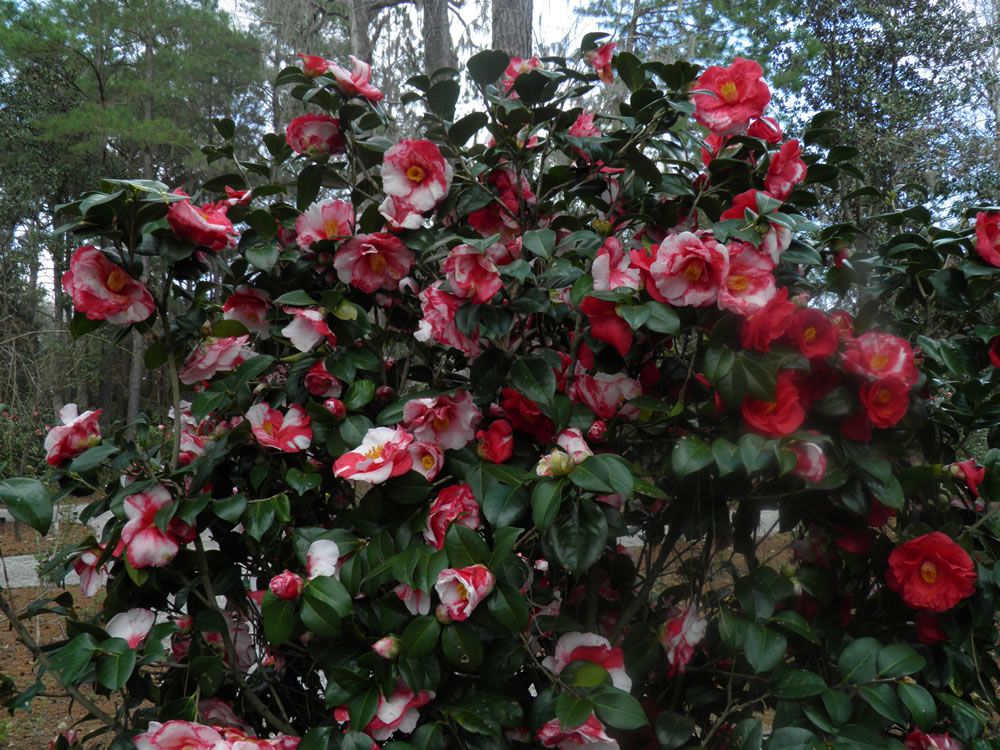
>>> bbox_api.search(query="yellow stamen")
[262,421,274,435]
[803,326,816,343]
[106,268,128,293]
[456,582,469,600]
[875,387,892,405]
[364,444,384,460]
[369,254,388,274]
[720,81,739,104]
[683,263,703,281]
[432,416,450,431]
[406,165,425,182]
[422,455,435,470]
[324,219,340,237]
[871,353,889,371]
[728,275,748,291]
[920,561,937,584]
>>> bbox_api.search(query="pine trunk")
[491,0,533,58]
[423,0,456,77]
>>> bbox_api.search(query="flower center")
[324,219,340,237]
[261,420,274,435]
[422,454,435,470]
[106,268,128,293]
[406,165,426,183]
[871,353,890,371]
[456,582,469,601]
[803,326,816,343]
[368,253,388,274]
[920,560,937,584]
[432,416,450,431]
[364,444,384,460]
[684,263,703,282]
[875,387,892,405]
[720,80,739,104]
[763,401,778,414]
[728,275,748,291]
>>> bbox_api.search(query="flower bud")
[371,635,401,659]
[536,449,574,477]
[376,385,395,402]
[333,300,358,320]
[324,398,346,419]
[435,603,454,624]
[587,420,608,442]
[269,570,305,600]
[591,218,612,235]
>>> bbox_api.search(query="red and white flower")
[414,282,482,359]
[502,56,541,95]
[764,139,807,200]
[305,361,342,398]
[381,139,453,212]
[333,426,415,483]
[222,286,272,338]
[434,564,495,622]
[789,441,826,483]
[44,403,102,466]
[296,198,355,250]
[409,440,444,480]
[904,731,962,750]
[281,307,337,352]
[167,198,238,252]
[537,716,620,750]
[247,403,313,452]
[61,246,154,325]
[593,237,639,292]
[717,243,775,315]
[394,583,431,615]
[536,449,575,477]
[286,114,346,157]
[121,485,180,569]
[720,189,791,263]
[424,484,480,550]
[402,390,482,450]
[646,232,730,307]
[570,370,641,420]
[378,195,424,231]
[327,55,384,101]
[73,546,110,596]
[659,605,708,677]
[105,608,155,648]
[556,428,594,464]
[747,116,783,143]
[372,635,401,659]
[269,570,305,600]
[467,165,535,242]
[569,111,601,139]
[585,42,616,85]
[307,539,341,579]
[297,53,330,77]
[691,57,771,135]
[334,682,435,741]
[334,232,415,293]
[134,720,225,750]
[841,331,919,387]
[178,335,253,385]
[542,631,632,691]
[443,245,504,303]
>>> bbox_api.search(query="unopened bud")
[333,300,358,321]
[269,570,304,600]
[372,635,401,659]
[435,603,454,625]
[376,386,395,402]
[324,398,346,419]
[536,449,574,477]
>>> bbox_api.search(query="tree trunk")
[423,0,456,77]
[492,0,533,58]
[349,0,374,62]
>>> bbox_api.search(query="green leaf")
[246,245,279,272]
[441,622,483,670]
[718,608,749,651]
[490,527,522,568]
[936,693,987,727]
[738,433,773,473]
[531,478,564,530]
[401,615,441,658]
[68,444,120,474]
[859,684,907,725]
[731,719,763,750]
[344,380,376,410]
[191,390,229,424]
[262,590,297,644]
[482,483,529,527]
[444,524,490,567]
[822,689,853,726]
[770,610,821,645]
[70,310,105,339]
[569,454,634,496]
[555,692,594,729]
[427,79,460,121]
[96,637,136,691]
[213,493,247,523]
[300,576,352,638]
[0,478,52,534]
[243,501,275,541]
[712,438,742,476]
[349,685,381,735]
[297,164,323,211]
[671,436,714,478]
[743,625,786,674]
[591,687,648,729]
[522,229,557,260]
[615,51,645,91]
[486,582,530,631]
[898,683,936,730]
[563,662,611,688]
[510,356,556,406]
[876,644,925,678]
[547,499,608,574]
[481,463,537,486]
[837,637,881,683]
[763,727,814,750]
[274,290,318,306]
[49,633,98,687]
[774,670,827,699]
[654,711,696,750]
[340,415,374,446]
[644,301,680,334]
[286,468,322,496]
[467,50,510,86]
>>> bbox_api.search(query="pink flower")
[286,113,346,157]
[790,441,826,483]
[73,547,110,596]
[659,605,707,676]
[121,485,180,568]
[382,139,453,212]
[44,404,102,466]
[585,42,616,85]
[298,53,330,77]
[444,245,504,303]
[477,420,514,464]
[197,698,251,732]
[556,428,594,464]
[537,716,620,750]
[502,56,541,95]
[841,331,919,387]
[105,608,155,648]
[764,139,807,200]
[593,237,639,292]
[978,212,1000,266]
[542,631,631,691]
[904,730,962,750]
[647,232,730,307]
[414,282,482,358]
[325,398,347,419]
[247,403,313,452]
[402,390,482,450]
[747,116,782,143]
[334,682,435,741]
[307,539,340,579]
[424,484,480,550]
[717,243,775,315]
[378,195,424,231]
[222,286,272,338]
[409,440,444,480]
[134,721,224,750]
[720,189,791,263]
[569,111,601,138]
[372,635,401,659]
[167,199,238,252]
[692,57,771,135]
[281,307,337,352]
[61,246,154,325]
[570,370,641,420]
[334,232,415,293]
[296,198,355,251]
[434,564,496,622]
[305,361,342,398]
[328,55,384,101]
[333,426,415,483]
[178,335,252,385]
[394,583,431,615]
[269,570,305,600]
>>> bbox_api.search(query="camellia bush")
[7,34,1000,750]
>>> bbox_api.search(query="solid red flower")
[886,532,976,612]
[501,388,555,443]
[740,287,796,352]
[790,308,839,359]
[580,296,632,357]
[741,370,806,437]
[476,420,514,463]
[975,211,1000,267]
[691,57,771,135]
[747,116,782,143]
[858,377,909,428]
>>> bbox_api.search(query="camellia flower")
[645,232,730,307]
[307,539,340,579]
[372,635,401,659]
[167,197,238,252]
[841,331,919,387]
[435,564,496,622]
[334,232,415,294]
[247,403,313,452]
[409,440,444,480]
[402,390,482,451]
[502,56,541,95]
[121,485,180,569]
[501,388,555,443]
[443,245,504,304]
[286,113,346,157]
[178,335,253,385]
[569,370,642,421]
[61,245,154,325]
[859,377,910,429]
[953,459,985,498]
[740,287,797,352]
[296,198,355,250]
[904,730,963,750]
[269,570,305,600]
[593,237,639,292]
[197,698,251,732]
[790,307,839,359]
[691,57,771,135]
[886,532,976,612]
[222,286,272,338]
[133,720,225,750]
[415,282,482,359]
[913,611,948,645]
[297,53,329,76]
[747,116,783,143]
[580,296,632,357]
[333,426,414,483]
[281,307,337,352]
[542,631,632,691]
[304,361,342,398]
[424,484,480,550]
[742,370,806,438]
[537,716,620,750]
[327,55,384,101]
[44,403,102,466]
[394,583,431,615]
[719,189,791,263]
[378,194,424,231]
[334,682,435,741]
[976,211,1000,267]
[477,420,514,463]
[717,242,775,315]
[764,139,807,200]
[381,139,453,212]
[789,441,826,483]
[556,428,594,464]
[585,41,616,85]
[659,605,708,677]
[73,546,110,596]
[536,449,575,477]
[468,165,536,242]
[105,608,155,648]
[569,111,601,139]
